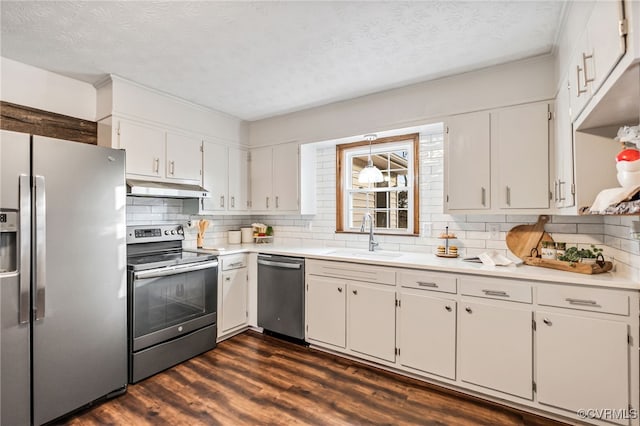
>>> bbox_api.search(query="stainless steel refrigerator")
[0,130,127,425]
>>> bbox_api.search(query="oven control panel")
[127,224,184,244]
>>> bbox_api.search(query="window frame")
[336,133,420,236]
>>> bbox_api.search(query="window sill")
[335,230,419,237]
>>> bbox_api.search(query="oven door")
[130,260,218,352]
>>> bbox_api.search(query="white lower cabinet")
[458,299,533,400]
[398,290,456,379]
[219,255,248,338]
[348,282,396,362]
[536,311,629,423]
[303,259,638,425]
[306,275,346,348]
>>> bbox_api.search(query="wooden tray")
[436,253,459,258]
[523,257,613,275]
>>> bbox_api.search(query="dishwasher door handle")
[258,259,302,269]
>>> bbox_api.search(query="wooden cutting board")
[506,215,553,260]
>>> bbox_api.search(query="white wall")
[0,57,96,121]
[249,55,555,147]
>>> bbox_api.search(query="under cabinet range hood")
[126,179,210,199]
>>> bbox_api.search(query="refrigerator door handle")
[34,175,46,321]
[18,175,31,324]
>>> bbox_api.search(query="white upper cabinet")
[201,141,229,212]
[445,112,491,211]
[187,141,250,215]
[492,102,550,209]
[228,147,249,211]
[445,101,551,213]
[117,119,201,183]
[249,142,315,214]
[272,143,299,211]
[553,75,575,209]
[568,0,626,121]
[165,131,203,182]
[250,145,275,211]
[118,120,165,179]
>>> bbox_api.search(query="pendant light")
[358,134,384,184]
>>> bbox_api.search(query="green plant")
[557,245,603,262]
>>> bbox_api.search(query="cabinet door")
[458,300,532,399]
[585,0,626,94]
[536,311,628,419]
[306,275,346,348]
[348,282,396,362]
[399,292,456,379]
[165,132,202,182]
[250,146,273,211]
[201,141,228,212]
[272,143,299,211]
[554,76,575,208]
[228,147,249,211]
[493,102,549,209]
[220,268,248,333]
[445,112,490,210]
[118,120,165,178]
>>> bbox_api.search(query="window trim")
[336,133,420,236]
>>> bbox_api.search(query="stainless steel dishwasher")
[257,254,305,341]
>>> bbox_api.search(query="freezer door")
[0,130,31,426]
[32,136,127,425]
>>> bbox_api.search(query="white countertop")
[193,244,640,291]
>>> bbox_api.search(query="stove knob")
[177,229,184,235]
[164,230,169,235]
[171,230,176,235]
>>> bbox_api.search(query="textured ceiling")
[0,1,565,121]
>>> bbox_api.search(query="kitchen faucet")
[360,212,378,252]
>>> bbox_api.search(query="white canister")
[228,230,241,244]
[241,227,253,243]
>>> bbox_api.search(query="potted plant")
[557,245,604,265]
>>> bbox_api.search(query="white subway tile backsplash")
[125,134,640,275]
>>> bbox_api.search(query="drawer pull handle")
[543,318,552,326]
[352,290,358,295]
[445,305,452,312]
[337,287,343,293]
[482,289,509,297]
[565,298,598,306]
[465,307,472,314]
[417,281,438,288]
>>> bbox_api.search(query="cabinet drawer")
[537,286,629,316]
[306,260,395,286]
[460,277,532,304]
[221,254,247,270]
[398,270,457,294]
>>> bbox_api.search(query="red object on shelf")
[616,149,640,162]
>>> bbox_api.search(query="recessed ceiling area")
[1,1,565,121]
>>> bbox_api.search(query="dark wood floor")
[61,331,567,425]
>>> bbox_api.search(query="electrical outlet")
[423,222,432,237]
[306,221,313,231]
[488,224,500,240]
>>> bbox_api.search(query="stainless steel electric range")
[126,224,218,383]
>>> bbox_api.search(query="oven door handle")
[134,260,219,279]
